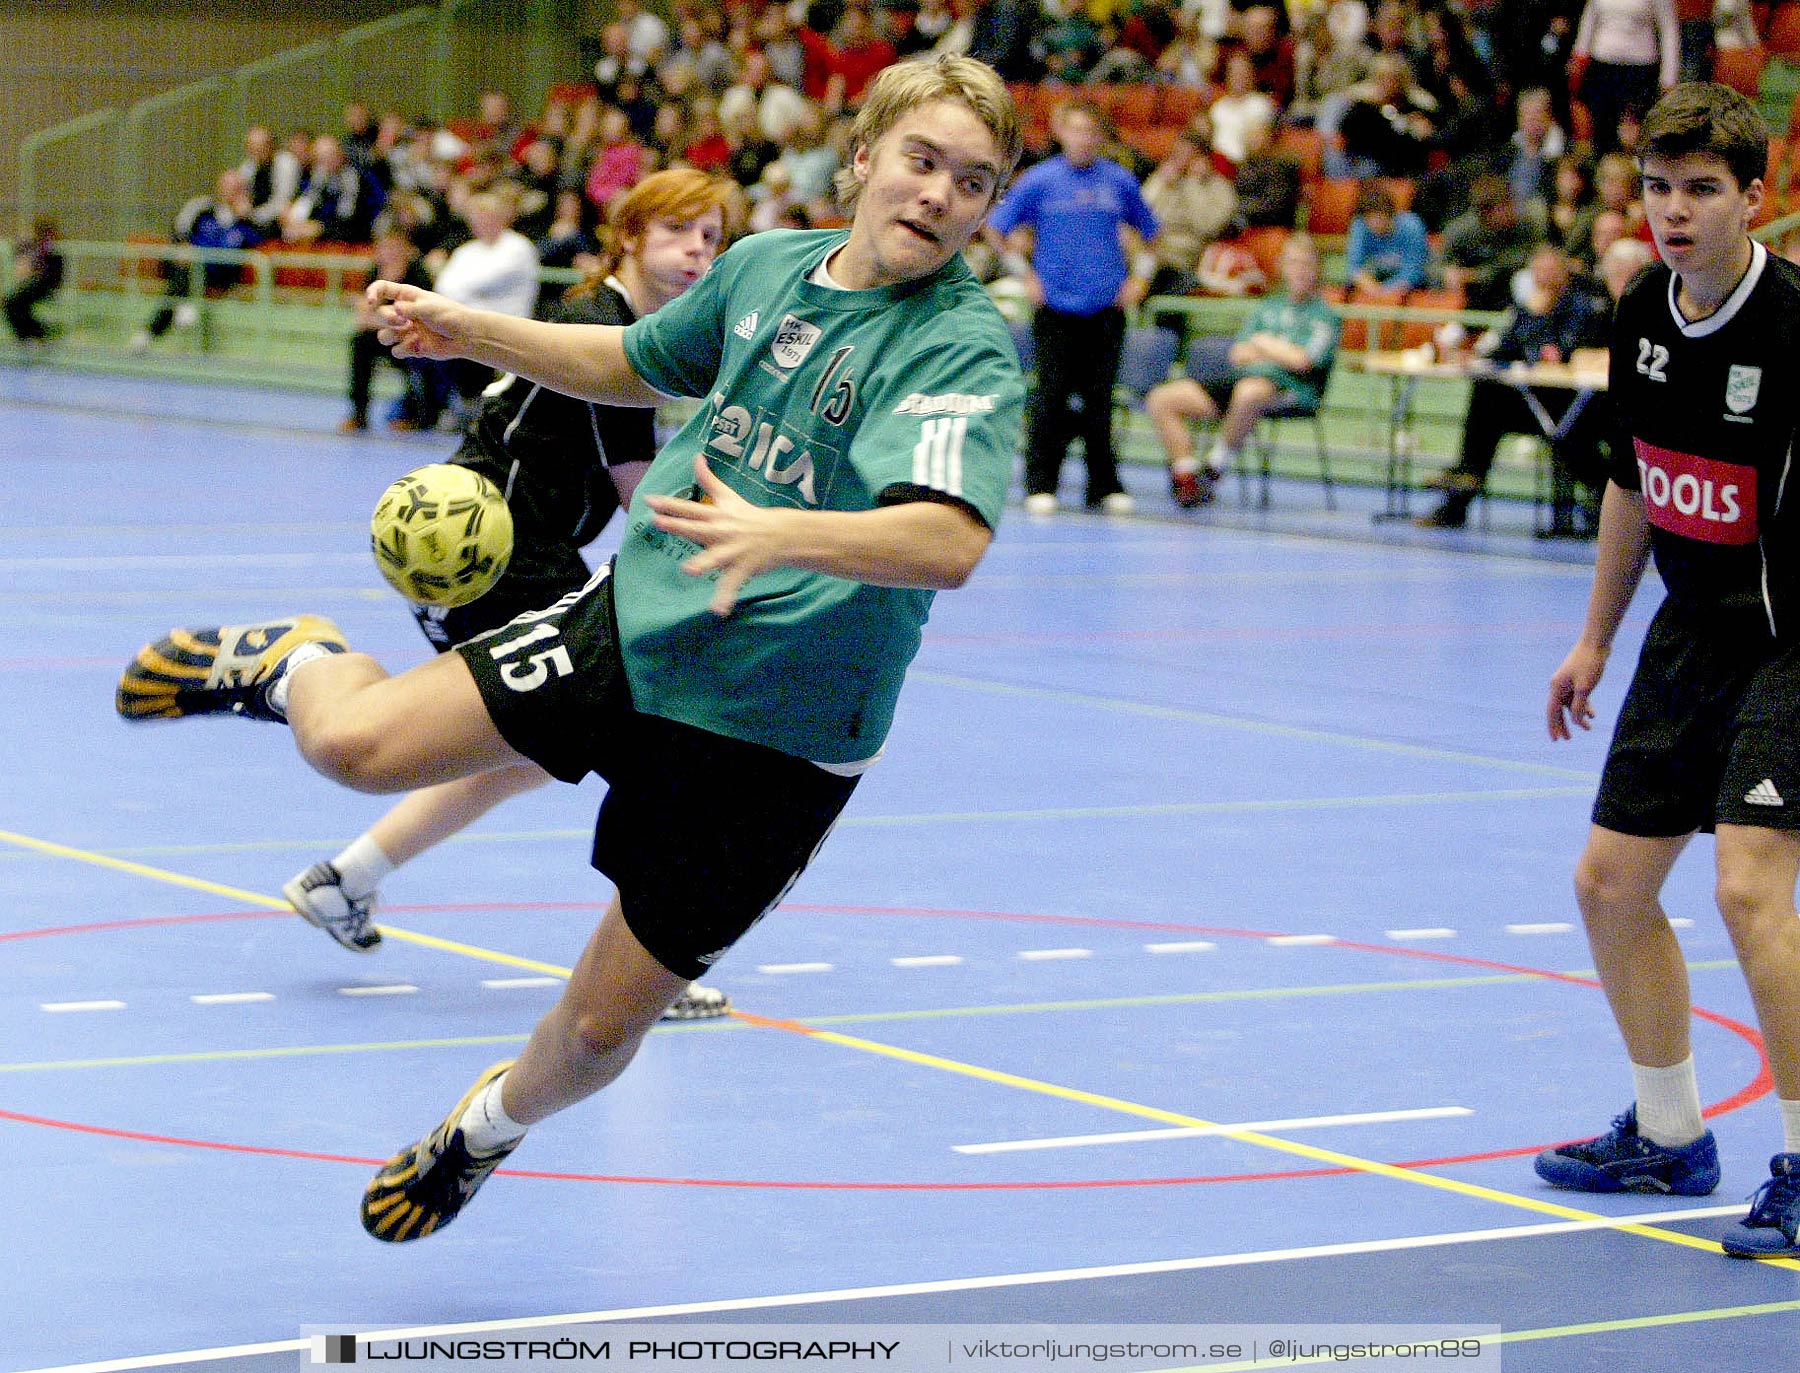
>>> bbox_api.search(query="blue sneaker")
[1534,1107,1720,1196]
[1722,1153,1800,1258]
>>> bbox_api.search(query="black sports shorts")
[1593,596,1800,836]
[455,563,859,979]
[409,535,592,653]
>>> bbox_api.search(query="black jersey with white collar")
[453,281,654,549]
[1609,240,1800,635]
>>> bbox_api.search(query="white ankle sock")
[1780,1098,1800,1155]
[1633,1057,1706,1147]
[331,835,394,901]
[1171,455,1200,476]
[1205,442,1236,478]
[264,641,338,718]
[457,1073,528,1155]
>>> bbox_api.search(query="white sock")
[457,1073,528,1155]
[1171,455,1200,477]
[1780,1098,1800,1155]
[1633,1057,1706,1147]
[331,834,394,901]
[1205,441,1236,478]
[263,641,339,718]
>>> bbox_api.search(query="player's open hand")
[367,280,470,361]
[1547,640,1608,741]
[644,456,790,617]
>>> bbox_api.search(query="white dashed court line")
[39,1000,126,1013]
[756,962,833,975]
[188,992,274,1005]
[481,977,563,989]
[336,984,418,997]
[890,955,964,968]
[1016,948,1092,961]
[1386,927,1456,941]
[1669,918,1695,928]
[1144,940,1217,954]
[1267,933,1336,946]
[956,1106,1475,1154]
[1506,923,1575,935]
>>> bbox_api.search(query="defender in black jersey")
[1540,84,1800,1257]
[284,170,740,1024]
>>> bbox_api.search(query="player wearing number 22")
[114,56,1025,1243]
[1541,82,1800,1258]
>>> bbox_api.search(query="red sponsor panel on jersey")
[1632,440,1759,545]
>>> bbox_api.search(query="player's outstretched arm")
[366,279,666,408]
[645,456,993,617]
[1548,482,1650,740]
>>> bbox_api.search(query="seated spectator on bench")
[1346,182,1430,293]
[1415,243,1610,529]
[130,169,266,352]
[283,135,383,245]
[1140,128,1238,298]
[4,217,64,348]
[1231,120,1303,230]
[422,191,541,425]
[1339,52,1438,179]
[1438,172,1542,310]
[1147,233,1340,508]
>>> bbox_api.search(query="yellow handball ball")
[370,463,514,608]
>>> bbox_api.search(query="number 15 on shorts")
[488,622,573,692]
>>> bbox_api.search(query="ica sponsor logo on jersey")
[770,314,823,370]
[1632,439,1757,545]
[705,396,824,505]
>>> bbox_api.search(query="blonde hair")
[570,167,742,298]
[832,55,1022,211]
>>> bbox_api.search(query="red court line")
[0,903,1771,1189]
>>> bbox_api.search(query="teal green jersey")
[1237,291,1341,399]
[619,229,1024,764]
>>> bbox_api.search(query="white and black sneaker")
[284,861,382,953]
[662,984,731,1020]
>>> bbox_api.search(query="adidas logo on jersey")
[733,311,759,340]
[1745,779,1785,807]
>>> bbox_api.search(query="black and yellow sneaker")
[116,616,346,723]
[361,1061,521,1243]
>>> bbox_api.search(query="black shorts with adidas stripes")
[455,561,859,980]
[1594,596,1800,836]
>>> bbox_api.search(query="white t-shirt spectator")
[434,230,540,319]
[1209,90,1278,164]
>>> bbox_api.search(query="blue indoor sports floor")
[2,364,1797,1371]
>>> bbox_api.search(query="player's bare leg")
[1572,826,1694,1067]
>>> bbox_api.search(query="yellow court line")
[6,826,1792,1269]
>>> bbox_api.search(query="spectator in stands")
[239,125,300,231]
[803,2,899,107]
[668,15,735,94]
[131,169,267,352]
[1346,181,1430,292]
[617,0,671,67]
[1570,150,1646,261]
[1037,0,1106,84]
[1146,234,1340,508]
[341,229,435,434]
[535,188,602,270]
[989,98,1159,515]
[423,191,541,423]
[1236,4,1297,110]
[1502,88,1568,221]
[584,105,650,211]
[1415,242,1610,528]
[1339,52,1439,178]
[1674,0,1716,82]
[681,103,734,174]
[1140,128,1239,298]
[1570,0,1678,156]
[472,90,526,165]
[1157,10,1219,87]
[1417,3,1500,159]
[1546,150,1598,257]
[592,21,651,105]
[722,99,780,187]
[1231,120,1304,230]
[898,0,964,58]
[342,100,379,172]
[1210,47,1281,167]
[772,105,841,211]
[719,48,813,146]
[1437,172,1543,310]
[3,217,63,348]
[754,4,810,91]
[1596,232,1654,300]
[966,0,1041,80]
[284,135,383,244]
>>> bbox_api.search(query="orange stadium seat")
[1237,225,1291,282]
[1305,178,1360,235]
[1395,286,1465,350]
[1713,44,1768,97]
[1156,85,1210,130]
[1274,125,1324,182]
